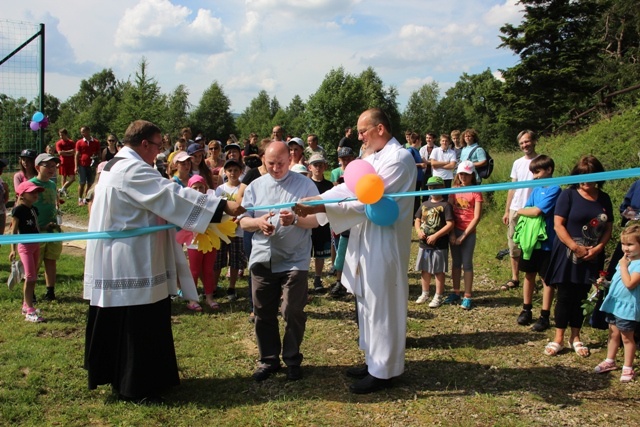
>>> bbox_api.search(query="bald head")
[357,108,392,152]
[264,140,291,179]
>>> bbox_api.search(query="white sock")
[605,358,615,364]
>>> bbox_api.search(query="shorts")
[334,235,349,271]
[311,225,331,259]
[59,159,75,176]
[507,210,522,258]
[39,241,62,261]
[605,313,639,333]
[214,236,246,270]
[519,249,550,276]
[415,247,448,274]
[78,165,94,186]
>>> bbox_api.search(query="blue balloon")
[365,196,399,226]
[32,111,44,122]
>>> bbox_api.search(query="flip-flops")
[208,301,220,310]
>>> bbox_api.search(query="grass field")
[1,107,640,426]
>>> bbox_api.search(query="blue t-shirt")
[601,259,640,322]
[524,185,561,251]
[407,147,424,183]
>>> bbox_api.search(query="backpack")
[468,146,494,179]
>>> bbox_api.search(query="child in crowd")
[514,155,561,330]
[447,160,483,309]
[9,181,45,322]
[214,159,246,301]
[31,153,62,302]
[414,176,454,307]
[594,225,640,382]
[308,154,333,293]
[187,175,219,310]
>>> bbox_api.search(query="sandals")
[186,301,203,312]
[500,279,519,291]
[544,342,564,356]
[571,341,590,358]
[208,301,220,310]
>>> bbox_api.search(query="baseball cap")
[187,144,204,156]
[457,160,475,175]
[224,159,243,170]
[172,151,192,164]
[291,164,309,174]
[35,153,60,165]
[338,147,355,158]
[16,181,45,196]
[187,174,207,188]
[0,158,8,168]
[288,137,304,149]
[20,149,37,159]
[308,154,327,165]
[224,143,242,153]
[426,176,445,186]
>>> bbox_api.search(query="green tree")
[189,81,236,142]
[402,81,440,134]
[305,67,363,164]
[358,67,401,138]
[163,84,191,137]
[55,68,122,139]
[284,95,307,138]
[499,0,603,132]
[236,90,274,139]
[113,58,167,135]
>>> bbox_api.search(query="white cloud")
[483,0,523,27]
[115,0,230,55]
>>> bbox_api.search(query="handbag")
[7,259,24,290]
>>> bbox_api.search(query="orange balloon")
[355,173,384,204]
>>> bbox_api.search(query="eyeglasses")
[108,139,116,142]
[358,125,376,136]
[146,140,162,149]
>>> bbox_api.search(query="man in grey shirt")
[240,141,320,382]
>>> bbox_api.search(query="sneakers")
[428,294,445,308]
[531,316,550,332]
[620,367,635,383]
[313,277,325,294]
[594,359,617,374]
[443,293,461,304]
[460,297,473,310]
[24,308,44,323]
[43,291,56,302]
[517,310,533,325]
[415,292,430,304]
[226,289,238,301]
[330,281,347,298]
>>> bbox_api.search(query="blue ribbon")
[2,167,638,245]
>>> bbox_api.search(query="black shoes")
[531,316,550,332]
[349,374,393,394]
[313,277,326,294]
[517,309,532,325]
[330,281,347,298]
[346,365,369,379]
[252,364,281,382]
[286,365,303,381]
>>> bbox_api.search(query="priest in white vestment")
[83,120,244,403]
[296,108,416,394]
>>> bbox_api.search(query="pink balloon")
[40,117,49,129]
[343,159,376,193]
[29,121,40,131]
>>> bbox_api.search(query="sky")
[2,0,524,114]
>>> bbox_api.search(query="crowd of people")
[5,110,640,403]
